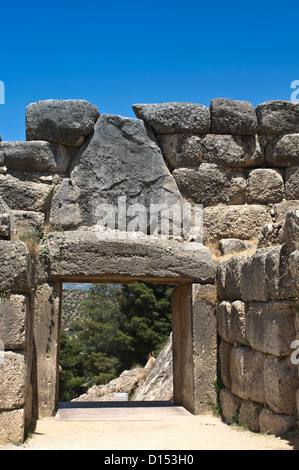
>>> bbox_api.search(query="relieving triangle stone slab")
[50,114,184,231]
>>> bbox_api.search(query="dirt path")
[0,413,296,450]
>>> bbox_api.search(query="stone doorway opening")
[34,277,217,421]
[58,281,175,405]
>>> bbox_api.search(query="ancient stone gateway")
[0,98,298,443]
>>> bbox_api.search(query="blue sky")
[0,0,298,141]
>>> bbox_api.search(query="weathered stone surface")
[240,246,297,302]
[0,141,76,173]
[219,388,242,423]
[0,294,29,349]
[204,204,272,242]
[0,352,26,409]
[0,196,13,239]
[239,400,263,433]
[210,98,258,135]
[256,100,299,135]
[285,167,299,200]
[50,114,184,231]
[46,231,216,284]
[218,238,254,255]
[201,134,262,167]
[217,254,247,300]
[265,134,299,167]
[133,334,173,401]
[245,301,297,356]
[230,346,266,404]
[259,407,296,436]
[191,284,217,413]
[173,166,246,205]
[157,134,203,168]
[0,174,53,212]
[0,409,24,444]
[273,200,299,222]
[33,283,60,417]
[283,210,299,252]
[26,99,100,146]
[219,339,233,388]
[257,221,284,248]
[0,240,32,293]
[132,102,211,134]
[217,300,248,345]
[247,169,285,204]
[12,210,45,238]
[289,250,299,288]
[157,134,263,169]
[264,357,298,415]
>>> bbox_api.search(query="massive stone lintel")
[45,231,216,284]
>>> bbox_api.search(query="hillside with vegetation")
[59,282,174,401]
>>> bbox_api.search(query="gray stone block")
[217,255,246,300]
[265,134,299,167]
[210,98,258,135]
[173,166,246,205]
[285,167,299,200]
[0,240,32,293]
[157,134,203,168]
[50,114,184,231]
[256,100,299,135]
[230,346,266,404]
[46,231,216,284]
[217,300,248,345]
[0,294,29,349]
[0,352,26,409]
[132,102,211,134]
[239,400,263,433]
[259,407,296,436]
[203,204,272,242]
[245,301,297,356]
[283,210,299,252]
[218,238,254,255]
[247,168,285,204]
[219,388,242,423]
[264,356,298,415]
[0,174,53,212]
[26,99,100,146]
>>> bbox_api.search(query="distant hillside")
[61,288,90,335]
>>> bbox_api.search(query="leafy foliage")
[58,282,173,401]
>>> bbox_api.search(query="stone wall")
[0,97,298,443]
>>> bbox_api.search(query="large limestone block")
[157,134,263,169]
[132,102,211,134]
[219,339,233,388]
[173,166,246,205]
[263,356,298,415]
[219,388,242,423]
[203,204,272,242]
[217,300,248,345]
[0,174,53,212]
[50,114,184,231]
[239,400,263,433]
[247,169,285,204]
[0,352,26,409]
[210,98,258,135]
[283,210,299,252]
[0,294,29,349]
[245,301,297,356]
[34,283,60,417]
[46,231,216,284]
[0,409,24,444]
[0,195,13,239]
[285,167,299,200]
[259,407,296,436]
[256,100,299,135]
[0,141,76,173]
[217,255,247,300]
[265,134,299,167]
[240,246,297,302]
[230,346,266,404]
[26,99,100,146]
[0,240,32,293]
